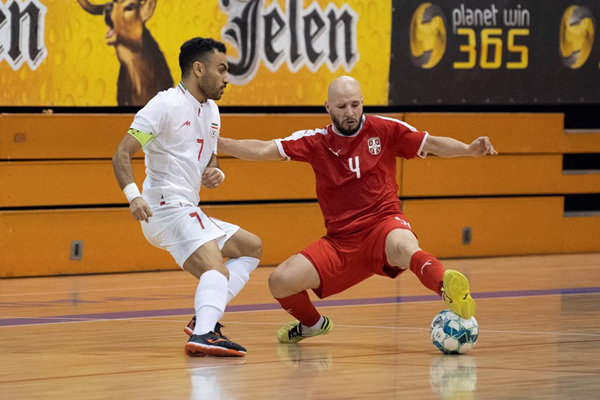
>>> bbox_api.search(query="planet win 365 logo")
[560,5,595,69]
[410,3,446,69]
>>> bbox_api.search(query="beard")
[199,76,225,101]
[211,89,223,100]
[331,113,363,136]
[208,84,225,100]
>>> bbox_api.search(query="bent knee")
[268,268,294,297]
[387,243,421,268]
[268,268,285,290]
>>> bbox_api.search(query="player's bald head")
[327,76,362,103]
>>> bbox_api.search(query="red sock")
[275,291,321,327]
[409,250,445,296]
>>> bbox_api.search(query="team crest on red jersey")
[368,137,381,155]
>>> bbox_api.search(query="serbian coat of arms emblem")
[368,137,381,155]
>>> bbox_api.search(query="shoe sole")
[443,270,476,319]
[184,326,193,337]
[184,342,246,357]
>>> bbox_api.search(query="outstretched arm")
[112,134,153,222]
[423,135,497,158]
[218,137,286,161]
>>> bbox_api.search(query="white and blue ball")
[430,309,478,354]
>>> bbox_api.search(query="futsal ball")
[430,309,478,354]
[410,3,447,68]
[559,5,595,69]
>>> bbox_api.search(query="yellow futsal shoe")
[442,269,476,319]
[277,316,333,344]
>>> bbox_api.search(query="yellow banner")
[0,0,391,106]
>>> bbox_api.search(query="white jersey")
[128,83,220,206]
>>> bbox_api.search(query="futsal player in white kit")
[112,37,261,357]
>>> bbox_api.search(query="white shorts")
[141,203,240,267]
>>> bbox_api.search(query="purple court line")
[1,286,599,327]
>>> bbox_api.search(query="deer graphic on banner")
[76,0,173,106]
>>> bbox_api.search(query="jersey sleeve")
[128,93,168,147]
[212,127,219,155]
[389,119,428,159]
[209,101,220,155]
[274,129,316,162]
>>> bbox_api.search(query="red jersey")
[274,115,427,236]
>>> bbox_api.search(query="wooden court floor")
[2,252,600,399]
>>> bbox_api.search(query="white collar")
[178,82,207,109]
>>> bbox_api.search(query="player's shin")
[275,291,321,327]
[409,250,445,296]
[193,270,228,335]
[225,256,259,302]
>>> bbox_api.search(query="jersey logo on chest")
[179,120,191,130]
[210,122,219,137]
[328,147,342,157]
[368,137,381,155]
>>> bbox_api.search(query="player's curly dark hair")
[179,37,227,76]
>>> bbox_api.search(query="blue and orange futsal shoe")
[184,316,226,338]
[185,331,246,357]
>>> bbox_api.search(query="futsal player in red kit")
[218,76,497,343]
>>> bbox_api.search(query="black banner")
[389,0,600,105]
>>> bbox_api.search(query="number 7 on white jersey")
[196,139,204,161]
[348,156,361,179]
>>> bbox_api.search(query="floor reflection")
[430,355,478,400]
[276,343,333,370]
[187,357,246,400]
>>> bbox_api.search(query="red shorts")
[300,214,415,299]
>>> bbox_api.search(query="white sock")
[301,316,325,335]
[193,270,228,336]
[225,256,259,303]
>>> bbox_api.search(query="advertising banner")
[0,0,391,106]
[389,0,600,105]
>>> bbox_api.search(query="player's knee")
[387,242,419,268]
[268,269,283,290]
[268,268,291,297]
[387,249,405,267]
[385,229,420,267]
[226,231,263,259]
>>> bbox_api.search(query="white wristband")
[215,168,225,181]
[123,183,141,203]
